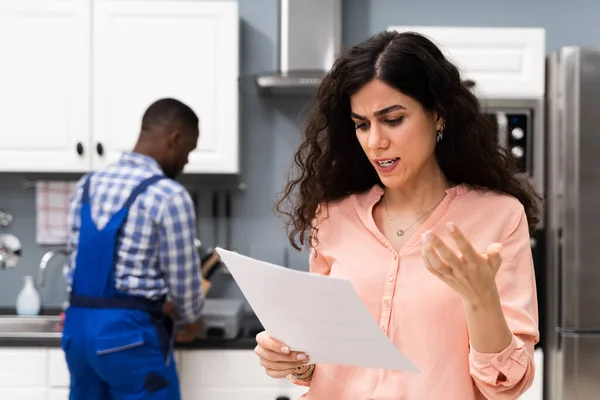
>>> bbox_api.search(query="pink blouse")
[291,184,539,400]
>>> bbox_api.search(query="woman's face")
[350,79,444,190]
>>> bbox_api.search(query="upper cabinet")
[388,26,546,99]
[0,0,239,174]
[93,0,239,173]
[0,0,91,173]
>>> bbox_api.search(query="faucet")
[37,248,69,287]
[0,233,22,269]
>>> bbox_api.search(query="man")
[63,98,204,400]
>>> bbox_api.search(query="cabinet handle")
[96,143,104,156]
[76,142,84,156]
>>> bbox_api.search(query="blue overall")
[61,174,181,400]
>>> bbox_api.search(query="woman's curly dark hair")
[276,30,542,250]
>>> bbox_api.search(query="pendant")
[396,230,405,236]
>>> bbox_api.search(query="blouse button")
[388,276,394,282]
[393,254,398,260]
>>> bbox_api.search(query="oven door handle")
[496,112,508,149]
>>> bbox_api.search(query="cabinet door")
[179,350,275,388]
[92,0,239,174]
[387,26,545,99]
[192,387,309,400]
[0,388,48,400]
[0,0,91,172]
[0,348,47,387]
[48,389,70,400]
[48,349,70,388]
[179,350,308,400]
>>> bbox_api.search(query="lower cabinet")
[0,348,52,399]
[48,389,70,400]
[178,350,308,400]
[0,347,543,400]
[0,348,307,400]
[0,389,48,400]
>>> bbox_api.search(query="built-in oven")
[480,98,545,198]
[480,97,547,350]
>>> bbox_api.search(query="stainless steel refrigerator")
[545,47,600,399]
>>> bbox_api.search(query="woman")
[254,30,540,400]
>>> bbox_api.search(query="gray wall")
[0,0,598,308]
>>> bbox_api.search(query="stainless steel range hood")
[256,0,342,96]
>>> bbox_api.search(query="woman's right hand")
[254,331,311,378]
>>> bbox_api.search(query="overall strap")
[81,174,93,205]
[122,175,166,210]
[70,173,169,301]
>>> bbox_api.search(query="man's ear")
[166,130,181,148]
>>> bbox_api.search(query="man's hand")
[200,277,212,295]
[162,300,177,319]
[175,319,204,343]
[162,301,205,342]
[162,277,211,343]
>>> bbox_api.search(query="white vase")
[16,275,41,316]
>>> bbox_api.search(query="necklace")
[383,195,446,237]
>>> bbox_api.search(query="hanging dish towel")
[36,181,77,245]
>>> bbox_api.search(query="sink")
[0,315,62,338]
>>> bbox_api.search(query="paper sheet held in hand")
[216,247,419,372]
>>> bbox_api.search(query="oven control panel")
[506,113,530,173]
[486,108,533,175]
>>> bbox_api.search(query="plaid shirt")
[65,152,203,323]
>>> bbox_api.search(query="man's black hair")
[141,98,199,132]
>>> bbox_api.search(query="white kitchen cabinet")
[194,387,309,400]
[0,0,91,172]
[0,348,47,387]
[0,0,239,175]
[0,347,542,399]
[0,347,307,399]
[179,350,308,400]
[0,348,49,399]
[92,0,239,174]
[387,26,545,99]
[0,388,48,400]
[48,388,69,400]
[48,349,70,388]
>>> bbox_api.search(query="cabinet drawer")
[48,388,70,400]
[180,350,291,388]
[191,386,308,400]
[0,349,48,386]
[0,388,48,400]
[48,349,70,387]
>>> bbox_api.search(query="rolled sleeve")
[469,207,539,398]
[287,371,313,387]
[159,188,203,323]
[470,336,532,386]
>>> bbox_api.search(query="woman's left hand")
[421,221,504,305]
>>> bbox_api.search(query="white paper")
[216,247,420,372]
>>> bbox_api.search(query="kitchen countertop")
[0,307,261,350]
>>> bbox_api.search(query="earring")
[436,124,445,142]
